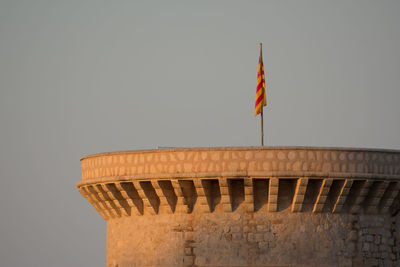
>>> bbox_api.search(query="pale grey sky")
[0,1,399,266]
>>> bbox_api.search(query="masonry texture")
[77,147,400,267]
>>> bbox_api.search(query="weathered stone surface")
[106,209,373,266]
[77,147,400,266]
[80,147,400,182]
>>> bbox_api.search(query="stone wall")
[106,207,400,266]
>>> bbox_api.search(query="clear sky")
[1,1,399,266]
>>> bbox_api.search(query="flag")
[254,46,266,116]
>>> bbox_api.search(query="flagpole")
[261,106,264,146]
[260,42,264,146]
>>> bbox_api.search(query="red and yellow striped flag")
[254,46,266,116]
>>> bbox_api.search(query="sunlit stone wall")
[78,147,400,267]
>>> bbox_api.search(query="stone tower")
[77,147,400,266]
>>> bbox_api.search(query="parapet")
[78,147,400,219]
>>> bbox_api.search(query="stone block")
[362,242,370,252]
[248,219,257,225]
[297,185,307,195]
[364,251,372,258]
[231,226,241,233]
[271,224,283,232]
[269,240,277,248]
[195,256,206,266]
[365,258,378,266]
[344,250,352,258]
[349,230,358,241]
[258,241,268,250]
[185,240,196,248]
[292,203,302,211]
[256,224,267,232]
[375,235,381,245]
[184,247,192,256]
[223,225,231,233]
[255,233,264,242]
[183,255,194,266]
[338,258,352,267]
[269,195,278,203]
[247,233,255,242]
[232,233,242,242]
[185,231,195,241]
[390,252,397,261]
[269,186,278,195]
[225,233,232,242]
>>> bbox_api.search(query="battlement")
[78,147,400,220]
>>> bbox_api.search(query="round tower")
[77,147,400,266]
